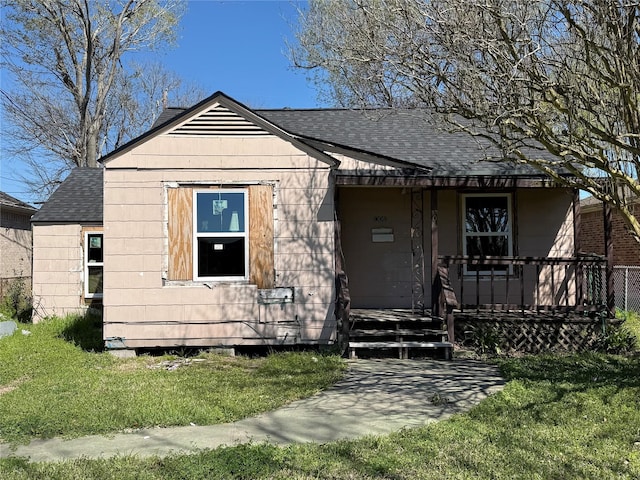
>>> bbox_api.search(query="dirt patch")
[0,376,29,396]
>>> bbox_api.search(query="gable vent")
[167,104,271,137]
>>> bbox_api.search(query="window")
[167,185,274,287]
[462,194,513,274]
[84,231,103,298]
[193,189,249,281]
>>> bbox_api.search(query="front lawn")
[2,352,639,479]
[0,315,345,445]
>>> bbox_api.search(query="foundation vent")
[167,104,271,137]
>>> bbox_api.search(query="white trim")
[192,188,249,281]
[84,231,104,299]
[461,193,513,276]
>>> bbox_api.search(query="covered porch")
[334,176,615,357]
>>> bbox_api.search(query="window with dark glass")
[193,190,248,280]
[462,194,513,273]
[85,232,103,298]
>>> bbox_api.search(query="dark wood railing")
[438,255,608,316]
[433,265,459,344]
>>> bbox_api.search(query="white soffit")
[166,104,271,137]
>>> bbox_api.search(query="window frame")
[192,188,250,282]
[84,230,104,299]
[461,193,513,276]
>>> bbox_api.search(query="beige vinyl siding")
[518,188,576,305]
[103,130,336,348]
[32,224,86,322]
[340,187,412,308]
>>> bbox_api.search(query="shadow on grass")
[60,312,104,352]
[498,353,640,389]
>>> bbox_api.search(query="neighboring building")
[0,192,37,295]
[32,92,610,354]
[580,196,640,265]
[30,169,103,319]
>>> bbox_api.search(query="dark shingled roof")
[154,107,546,176]
[263,109,550,176]
[0,192,36,213]
[31,168,103,224]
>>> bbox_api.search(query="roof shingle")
[154,105,548,176]
[0,192,37,213]
[31,168,103,224]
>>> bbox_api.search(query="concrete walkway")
[0,359,504,462]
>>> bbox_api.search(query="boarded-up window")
[249,185,275,289]
[167,185,274,288]
[168,187,193,281]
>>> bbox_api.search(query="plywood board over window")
[168,187,193,280]
[167,185,274,288]
[249,185,275,289]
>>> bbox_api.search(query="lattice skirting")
[455,314,620,354]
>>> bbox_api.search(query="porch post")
[411,188,425,314]
[603,201,615,318]
[334,187,351,350]
[430,188,439,314]
[573,189,584,311]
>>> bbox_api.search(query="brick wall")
[0,227,32,279]
[580,202,640,265]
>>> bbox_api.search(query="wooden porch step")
[348,341,453,360]
[351,328,447,337]
[350,308,443,323]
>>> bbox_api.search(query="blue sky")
[157,0,321,109]
[1,0,320,204]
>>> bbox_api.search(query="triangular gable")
[100,91,338,167]
[166,103,272,137]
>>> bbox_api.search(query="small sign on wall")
[372,227,394,243]
[258,287,295,304]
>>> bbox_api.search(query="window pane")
[87,234,103,262]
[196,192,245,233]
[87,266,103,294]
[465,196,509,233]
[465,235,509,271]
[197,237,245,277]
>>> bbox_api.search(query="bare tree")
[292,0,640,242]
[0,0,199,199]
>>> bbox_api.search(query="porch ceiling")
[334,174,564,188]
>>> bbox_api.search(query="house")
[31,92,611,355]
[1,192,37,296]
[30,169,103,318]
[580,195,639,266]
[580,196,639,312]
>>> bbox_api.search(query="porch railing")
[433,264,459,344]
[438,255,608,316]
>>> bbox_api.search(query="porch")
[335,182,616,357]
[346,254,610,357]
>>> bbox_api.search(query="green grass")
[620,310,640,346]
[3,352,638,479]
[0,315,346,445]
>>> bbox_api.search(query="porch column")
[334,187,351,347]
[411,188,425,314]
[430,188,438,314]
[573,189,584,311]
[603,201,615,318]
